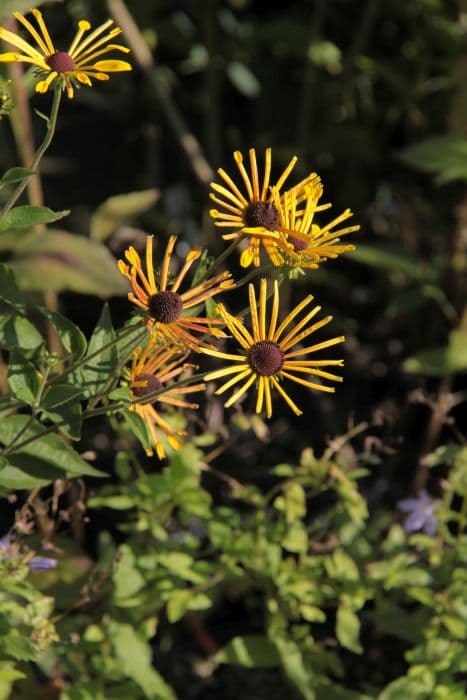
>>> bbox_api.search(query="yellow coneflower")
[202,278,345,418]
[0,9,131,98]
[271,177,359,270]
[210,148,316,268]
[127,338,205,459]
[118,235,234,350]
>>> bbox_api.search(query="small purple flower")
[0,531,57,570]
[28,555,57,570]
[397,489,438,536]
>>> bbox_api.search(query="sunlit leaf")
[216,635,280,668]
[10,230,128,297]
[90,189,159,241]
[0,206,69,233]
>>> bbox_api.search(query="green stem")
[0,87,62,222]
[48,323,147,385]
[84,371,208,418]
[200,237,242,282]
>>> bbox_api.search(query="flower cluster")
[116,149,358,459]
[1,10,359,459]
[210,148,359,270]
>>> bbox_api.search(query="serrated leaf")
[0,167,35,187]
[10,230,128,297]
[216,635,280,668]
[0,205,69,233]
[38,307,87,360]
[0,415,106,479]
[90,189,159,241]
[7,348,41,405]
[0,263,25,312]
[0,315,43,351]
[75,304,117,400]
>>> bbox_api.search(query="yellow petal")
[91,59,132,72]
[240,247,254,268]
[76,72,92,85]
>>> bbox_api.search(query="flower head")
[0,531,57,570]
[202,278,345,418]
[210,148,316,268]
[271,176,359,271]
[398,489,437,536]
[118,235,234,350]
[126,337,205,459]
[0,10,131,98]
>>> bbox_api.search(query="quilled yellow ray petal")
[224,372,256,407]
[270,376,302,415]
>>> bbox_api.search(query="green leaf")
[378,676,430,700]
[0,167,35,187]
[75,304,117,399]
[274,637,316,700]
[90,189,159,241]
[124,410,153,455]
[9,230,128,297]
[7,348,41,405]
[0,315,43,351]
[88,494,135,510]
[41,400,82,441]
[336,605,362,654]
[401,135,467,184]
[227,60,261,97]
[308,40,341,73]
[325,548,360,582]
[0,415,106,480]
[216,635,280,668]
[110,622,176,700]
[349,244,429,280]
[113,545,145,601]
[0,263,25,312]
[0,206,69,233]
[0,455,55,490]
[282,521,309,553]
[41,384,83,410]
[38,307,87,360]
[0,668,26,682]
[166,590,212,623]
[404,331,467,376]
[0,0,48,20]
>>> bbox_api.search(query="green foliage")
[0,205,69,233]
[401,135,467,184]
